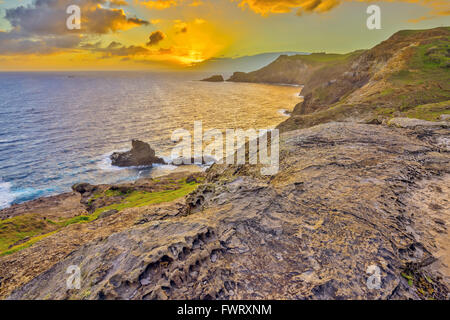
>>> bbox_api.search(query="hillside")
[190,52,308,73]
[228,51,363,85]
[228,27,450,131]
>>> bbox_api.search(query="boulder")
[110,140,165,167]
[71,183,95,194]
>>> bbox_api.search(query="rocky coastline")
[0,27,449,300]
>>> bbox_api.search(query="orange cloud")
[109,0,129,6]
[139,0,180,9]
[234,0,450,19]
[189,0,204,6]
[234,0,340,16]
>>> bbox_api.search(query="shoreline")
[0,88,298,211]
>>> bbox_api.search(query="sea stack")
[110,140,165,167]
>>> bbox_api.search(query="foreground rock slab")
[3,122,449,300]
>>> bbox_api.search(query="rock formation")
[110,140,165,167]
[201,75,224,82]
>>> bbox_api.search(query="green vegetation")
[0,214,55,253]
[370,34,450,115]
[389,37,449,87]
[90,180,198,219]
[284,51,362,65]
[1,231,58,256]
[0,179,199,256]
[412,39,450,70]
[403,100,450,121]
[401,272,414,286]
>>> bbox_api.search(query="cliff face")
[227,52,361,85]
[2,122,449,300]
[280,27,450,131]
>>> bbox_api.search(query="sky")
[0,0,448,70]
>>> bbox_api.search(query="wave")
[0,181,56,210]
[97,150,128,171]
[278,109,291,117]
[0,180,14,210]
[98,151,181,172]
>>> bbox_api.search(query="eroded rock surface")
[5,122,449,300]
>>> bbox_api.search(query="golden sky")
[0,0,448,70]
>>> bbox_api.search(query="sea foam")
[0,180,14,209]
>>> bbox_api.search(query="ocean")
[0,71,301,209]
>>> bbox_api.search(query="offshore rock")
[110,140,165,167]
[201,75,224,82]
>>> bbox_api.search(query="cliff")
[229,27,450,131]
[228,52,362,86]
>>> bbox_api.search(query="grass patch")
[91,180,198,218]
[1,231,58,256]
[0,180,199,256]
[286,51,362,65]
[403,100,450,121]
[0,214,55,253]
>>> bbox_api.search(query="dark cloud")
[82,41,150,57]
[147,30,166,46]
[0,0,149,55]
[0,31,81,55]
[5,0,149,35]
